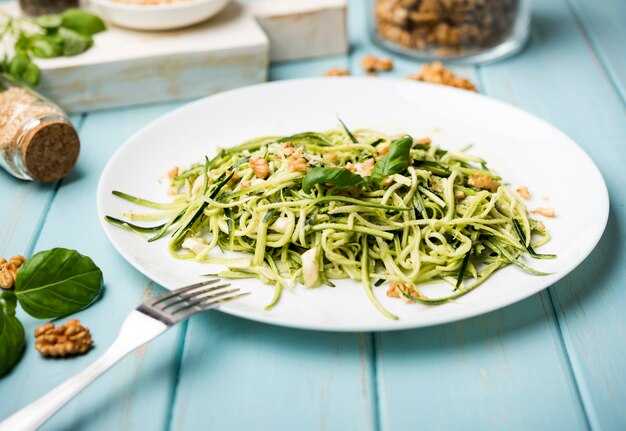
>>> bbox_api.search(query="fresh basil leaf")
[22,62,41,86]
[8,53,30,78]
[370,135,413,183]
[35,14,63,30]
[30,35,63,58]
[14,34,31,51]
[302,167,365,193]
[59,27,93,56]
[61,9,106,36]
[0,292,25,377]
[15,248,104,319]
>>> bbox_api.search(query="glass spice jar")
[370,0,531,63]
[0,75,80,182]
[18,0,79,16]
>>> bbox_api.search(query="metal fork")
[0,279,248,431]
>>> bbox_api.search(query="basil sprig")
[0,292,25,377]
[0,248,104,377]
[0,9,106,86]
[302,135,414,192]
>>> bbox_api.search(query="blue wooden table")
[2,0,626,429]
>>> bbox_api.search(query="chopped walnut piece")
[361,54,394,72]
[517,186,531,200]
[377,144,389,157]
[0,255,26,290]
[289,157,309,173]
[468,174,500,192]
[35,319,93,358]
[429,176,443,192]
[282,141,295,156]
[454,190,466,201]
[387,282,425,303]
[407,61,477,92]
[346,158,375,177]
[167,167,179,180]
[240,181,251,189]
[386,282,402,298]
[535,221,546,232]
[531,207,556,218]
[249,155,270,179]
[324,67,349,77]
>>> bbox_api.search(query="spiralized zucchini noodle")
[106,125,555,320]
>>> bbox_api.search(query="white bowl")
[90,0,231,31]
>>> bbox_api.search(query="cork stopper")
[20,120,80,182]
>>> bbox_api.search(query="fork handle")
[0,311,167,431]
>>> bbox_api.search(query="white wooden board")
[4,2,269,113]
[245,0,348,62]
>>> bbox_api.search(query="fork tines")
[137,279,248,325]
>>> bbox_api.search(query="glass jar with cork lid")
[0,75,80,182]
[370,0,530,63]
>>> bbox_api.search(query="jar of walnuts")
[371,0,530,63]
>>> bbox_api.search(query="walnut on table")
[361,54,394,72]
[0,255,26,290]
[407,61,478,92]
[324,67,350,77]
[35,319,93,358]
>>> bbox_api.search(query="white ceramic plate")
[97,78,609,332]
[90,0,230,31]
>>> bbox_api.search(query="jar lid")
[20,120,80,182]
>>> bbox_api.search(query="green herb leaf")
[21,62,41,86]
[35,14,63,29]
[302,167,366,193]
[59,27,93,56]
[30,35,63,58]
[370,135,413,183]
[0,292,25,377]
[7,53,41,86]
[8,53,31,78]
[15,248,104,319]
[61,9,106,36]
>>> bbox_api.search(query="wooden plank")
[0,104,186,430]
[346,0,589,429]
[483,0,626,429]
[477,0,626,429]
[0,115,82,258]
[3,2,269,113]
[566,0,626,103]
[171,313,376,431]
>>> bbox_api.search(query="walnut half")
[0,255,26,290]
[35,319,93,358]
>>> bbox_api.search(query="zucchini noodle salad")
[106,123,555,320]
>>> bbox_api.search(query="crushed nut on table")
[35,319,93,358]
[0,255,26,290]
[324,67,350,77]
[407,61,477,92]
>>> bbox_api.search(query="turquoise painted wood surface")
[1,0,625,430]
